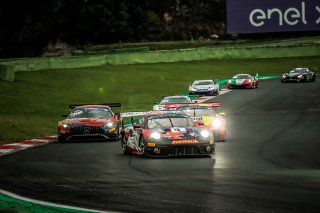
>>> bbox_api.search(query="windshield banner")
[227,0,320,33]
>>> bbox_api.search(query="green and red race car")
[227,74,259,89]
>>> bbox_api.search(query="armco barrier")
[1,44,319,81]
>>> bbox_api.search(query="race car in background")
[153,95,193,111]
[281,67,316,83]
[120,111,215,157]
[177,103,226,142]
[57,103,121,142]
[227,74,259,89]
[189,80,220,96]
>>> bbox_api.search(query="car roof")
[162,95,190,99]
[74,105,112,109]
[145,111,188,118]
[233,74,251,77]
[193,80,214,83]
[293,67,308,70]
[177,105,212,110]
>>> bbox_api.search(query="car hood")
[283,73,301,77]
[65,118,111,126]
[193,85,217,90]
[154,126,202,139]
[230,79,250,85]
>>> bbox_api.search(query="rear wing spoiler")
[120,111,149,118]
[69,103,122,110]
[120,111,150,127]
[179,102,221,108]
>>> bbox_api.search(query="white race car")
[189,80,219,96]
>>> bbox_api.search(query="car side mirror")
[62,114,67,117]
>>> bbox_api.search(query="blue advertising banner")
[227,0,320,33]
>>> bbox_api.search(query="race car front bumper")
[144,144,215,157]
[189,89,219,95]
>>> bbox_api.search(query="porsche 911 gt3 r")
[57,103,121,142]
[189,80,220,96]
[281,67,316,83]
[121,111,215,157]
[227,74,259,89]
[177,103,226,142]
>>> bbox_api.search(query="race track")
[0,78,320,213]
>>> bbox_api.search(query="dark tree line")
[0,0,226,58]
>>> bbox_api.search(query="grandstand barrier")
[1,44,319,81]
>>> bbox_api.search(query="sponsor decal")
[227,0,320,33]
[172,139,199,144]
[147,143,156,147]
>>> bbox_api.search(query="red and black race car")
[57,103,121,142]
[176,103,226,142]
[120,111,215,157]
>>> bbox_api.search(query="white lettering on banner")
[316,6,320,24]
[250,9,265,27]
[249,2,308,27]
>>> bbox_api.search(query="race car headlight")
[298,75,303,78]
[212,119,222,128]
[104,122,114,128]
[62,123,70,130]
[248,79,252,83]
[190,86,197,91]
[228,80,231,84]
[200,130,209,138]
[150,132,161,140]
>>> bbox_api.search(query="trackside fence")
[1,44,319,81]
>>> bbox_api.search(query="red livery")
[57,103,121,142]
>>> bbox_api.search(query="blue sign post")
[227,0,320,33]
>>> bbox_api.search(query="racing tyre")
[303,75,307,82]
[58,135,66,143]
[311,74,316,82]
[121,136,129,155]
[138,135,147,157]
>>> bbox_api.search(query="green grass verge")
[0,56,319,145]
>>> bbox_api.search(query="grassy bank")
[0,56,319,145]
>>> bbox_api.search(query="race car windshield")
[233,75,250,79]
[179,107,215,117]
[193,81,214,86]
[290,69,306,73]
[69,108,112,119]
[160,97,191,104]
[147,117,195,128]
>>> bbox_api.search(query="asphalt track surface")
[0,78,320,213]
